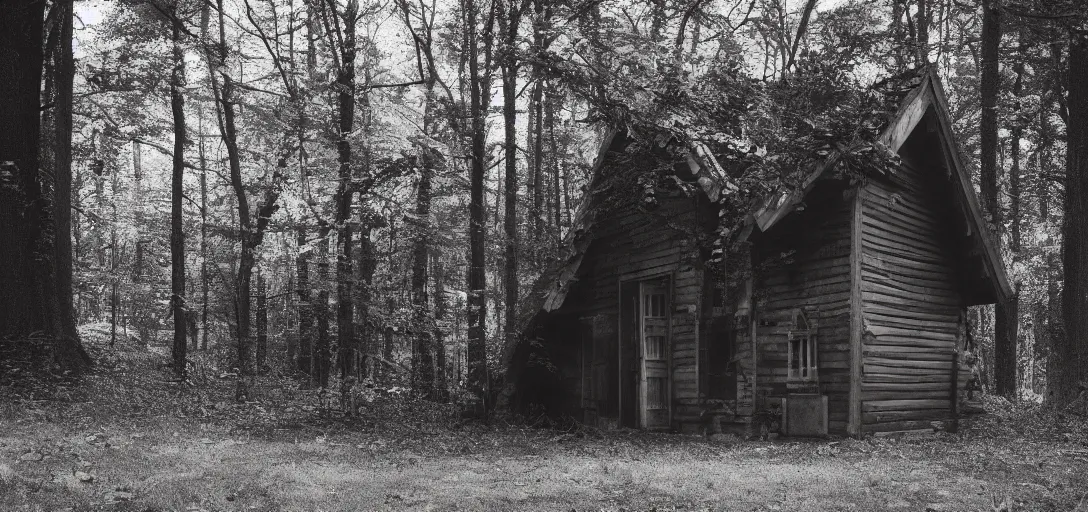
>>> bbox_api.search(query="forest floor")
[1,325,1087,512]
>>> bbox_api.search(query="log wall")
[748,181,855,434]
[553,191,704,431]
[858,152,969,433]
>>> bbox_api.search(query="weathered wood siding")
[858,147,968,433]
[749,181,854,434]
[553,191,704,430]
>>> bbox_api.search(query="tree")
[1055,30,1088,405]
[499,0,530,397]
[328,0,359,393]
[978,0,1017,399]
[168,0,188,379]
[0,0,90,371]
[464,0,496,414]
[201,0,288,398]
[42,0,80,343]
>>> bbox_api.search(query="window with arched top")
[787,309,818,383]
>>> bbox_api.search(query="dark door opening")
[619,276,671,429]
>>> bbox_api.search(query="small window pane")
[789,334,817,381]
[645,335,665,360]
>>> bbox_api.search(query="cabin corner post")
[949,308,966,433]
[848,185,864,437]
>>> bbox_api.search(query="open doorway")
[619,276,671,430]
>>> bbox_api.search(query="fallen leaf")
[19,452,43,462]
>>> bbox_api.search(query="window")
[642,289,667,361]
[787,310,817,382]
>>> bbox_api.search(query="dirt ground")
[1,328,1086,511]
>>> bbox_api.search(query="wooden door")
[640,280,670,429]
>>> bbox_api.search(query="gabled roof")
[530,69,1011,320]
[746,69,1012,303]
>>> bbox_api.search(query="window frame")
[787,309,818,384]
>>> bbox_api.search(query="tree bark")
[979,0,1002,226]
[433,250,449,401]
[500,0,521,396]
[465,0,493,415]
[296,226,313,376]
[358,215,376,377]
[0,0,88,370]
[169,7,188,378]
[546,81,562,247]
[316,235,331,388]
[916,0,929,65]
[411,162,435,397]
[334,2,358,390]
[995,36,1027,400]
[204,0,254,398]
[411,85,438,398]
[529,80,544,265]
[199,105,209,351]
[46,0,79,343]
[979,0,1016,398]
[1055,31,1088,405]
[256,271,267,371]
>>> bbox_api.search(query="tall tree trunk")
[979,0,1002,223]
[256,271,267,372]
[995,38,1028,400]
[979,0,1016,398]
[316,235,331,388]
[47,0,79,343]
[383,324,394,380]
[892,0,905,70]
[110,143,119,347]
[316,288,331,388]
[296,227,313,376]
[465,0,492,414]
[1046,248,1063,398]
[916,0,929,65]
[207,0,286,397]
[72,140,83,324]
[204,0,254,398]
[547,81,562,248]
[411,163,435,397]
[199,105,209,351]
[529,80,544,265]
[358,216,376,377]
[332,1,357,398]
[0,0,88,370]
[501,1,520,394]
[1055,32,1088,405]
[170,9,188,378]
[411,84,438,398]
[286,272,297,365]
[433,250,448,401]
[353,82,375,380]
[1039,81,1054,223]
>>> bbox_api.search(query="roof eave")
[924,73,1014,303]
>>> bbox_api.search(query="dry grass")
[0,328,1085,511]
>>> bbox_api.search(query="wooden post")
[848,185,864,437]
[949,309,964,433]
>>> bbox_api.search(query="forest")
[0,0,1086,509]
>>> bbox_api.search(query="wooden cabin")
[504,70,1012,437]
